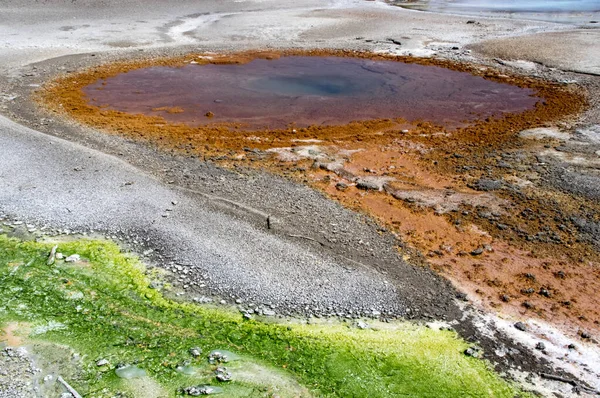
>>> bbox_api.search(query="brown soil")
[0,323,27,347]
[37,49,600,337]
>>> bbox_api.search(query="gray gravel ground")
[0,347,39,398]
[2,0,600,395]
[2,113,455,319]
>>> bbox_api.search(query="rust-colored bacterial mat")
[82,56,539,130]
[40,51,597,336]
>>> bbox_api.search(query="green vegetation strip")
[0,235,526,397]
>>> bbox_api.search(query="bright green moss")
[0,235,529,397]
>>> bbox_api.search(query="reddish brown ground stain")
[38,49,599,337]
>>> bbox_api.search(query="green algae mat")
[0,235,528,397]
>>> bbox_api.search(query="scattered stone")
[554,270,566,279]
[356,178,381,191]
[568,343,577,350]
[214,367,232,382]
[47,245,58,265]
[356,321,369,329]
[456,292,468,301]
[580,331,591,339]
[189,347,202,358]
[464,347,480,358]
[64,254,80,263]
[183,385,223,396]
[208,351,228,364]
[500,294,510,302]
[470,248,484,256]
[96,359,109,367]
[535,342,546,351]
[335,182,348,191]
[522,301,534,309]
[469,178,503,192]
[514,322,527,331]
[524,273,536,281]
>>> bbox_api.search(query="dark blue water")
[394,0,600,24]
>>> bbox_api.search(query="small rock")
[189,347,202,358]
[214,367,232,382]
[335,182,348,191]
[464,347,479,358]
[356,179,381,191]
[580,331,591,339]
[183,385,223,396]
[96,359,109,367]
[456,292,468,301]
[568,343,577,350]
[470,178,503,192]
[208,351,228,364]
[356,321,369,329]
[535,342,546,350]
[470,248,484,256]
[514,322,527,332]
[522,301,534,309]
[64,254,80,263]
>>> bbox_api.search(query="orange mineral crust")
[39,49,598,336]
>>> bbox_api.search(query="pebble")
[470,248,484,256]
[183,385,223,396]
[96,359,109,366]
[356,321,369,329]
[64,254,80,263]
[514,322,527,331]
[464,347,480,358]
[335,182,348,191]
[214,367,232,382]
[189,347,202,358]
[535,342,546,351]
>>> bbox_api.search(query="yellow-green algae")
[0,235,530,397]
